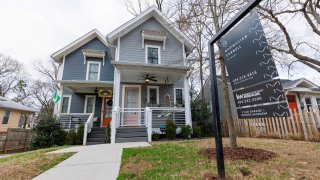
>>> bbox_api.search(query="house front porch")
[57,80,113,130]
[110,61,192,143]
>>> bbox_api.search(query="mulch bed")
[200,147,278,162]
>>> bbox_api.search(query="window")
[316,98,320,111]
[305,97,312,111]
[84,95,96,114]
[146,45,160,64]
[175,89,183,106]
[147,86,159,105]
[86,61,101,81]
[2,110,10,124]
[61,95,71,113]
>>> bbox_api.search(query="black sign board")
[237,102,290,118]
[220,11,278,90]
[233,79,286,107]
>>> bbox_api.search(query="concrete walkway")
[33,142,150,180]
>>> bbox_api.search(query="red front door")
[102,97,112,127]
[287,95,300,121]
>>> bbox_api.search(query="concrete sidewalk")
[33,142,150,180]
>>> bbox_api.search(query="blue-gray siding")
[63,38,114,81]
[63,88,102,118]
[119,17,184,65]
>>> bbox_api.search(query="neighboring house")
[52,6,195,144]
[202,77,320,122]
[0,96,37,132]
[282,78,320,113]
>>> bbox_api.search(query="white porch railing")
[83,113,94,146]
[114,108,146,127]
[112,107,186,143]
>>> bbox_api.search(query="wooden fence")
[0,128,34,153]
[230,109,320,141]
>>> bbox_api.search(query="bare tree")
[258,0,320,73]
[33,58,61,91]
[206,0,244,149]
[0,53,24,97]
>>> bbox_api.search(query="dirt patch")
[200,147,278,162]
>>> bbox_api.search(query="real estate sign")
[220,10,289,118]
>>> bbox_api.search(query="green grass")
[0,145,74,179]
[118,138,320,179]
[118,142,216,179]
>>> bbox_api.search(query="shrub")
[180,125,192,139]
[191,99,213,137]
[192,124,202,138]
[152,132,160,141]
[106,122,111,143]
[65,130,77,145]
[165,120,177,139]
[76,124,84,144]
[31,114,65,149]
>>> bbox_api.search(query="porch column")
[111,67,121,144]
[57,85,64,117]
[183,75,192,127]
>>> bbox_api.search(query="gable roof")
[51,29,109,63]
[107,6,195,53]
[0,96,37,113]
[281,78,319,89]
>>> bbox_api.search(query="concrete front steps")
[115,127,148,143]
[86,127,106,145]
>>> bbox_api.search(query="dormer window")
[146,45,161,64]
[86,61,101,81]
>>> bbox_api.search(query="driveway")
[33,142,150,180]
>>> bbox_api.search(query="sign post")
[208,0,263,179]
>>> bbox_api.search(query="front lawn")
[118,138,320,179]
[0,146,75,179]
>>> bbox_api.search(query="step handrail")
[83,113,94,146]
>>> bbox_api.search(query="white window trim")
[147,86,159,104]
[84,95,96,114]
[174,88,184,105]
[61,95,72,114]
[86,61,101,81]
[145,45,161,64]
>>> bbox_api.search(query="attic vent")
[142,30,167,50]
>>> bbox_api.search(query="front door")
[124,87,139,126]
[287,95,299,121]
[102,97,112,127]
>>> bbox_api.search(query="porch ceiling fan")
[138,74,157,84]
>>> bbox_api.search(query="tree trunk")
[208,0,237,149]
[217,43,237,149]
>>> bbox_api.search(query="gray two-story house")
[52,6,195,144]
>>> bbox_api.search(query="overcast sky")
[0,0,319,85]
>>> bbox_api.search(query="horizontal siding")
[0,109,21,132]
[61,87,102,118]
[119,17,183,65]
[63,38,114,81]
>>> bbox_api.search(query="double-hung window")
[147,86,159,105]
[146,45,160,64]
[316,98,320,111]
[175,89,183,106]
[85,95,96,114]
[305,97,312,111]
[61,95,71,113]
[86,61,101,81]
[2,110,10,124]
